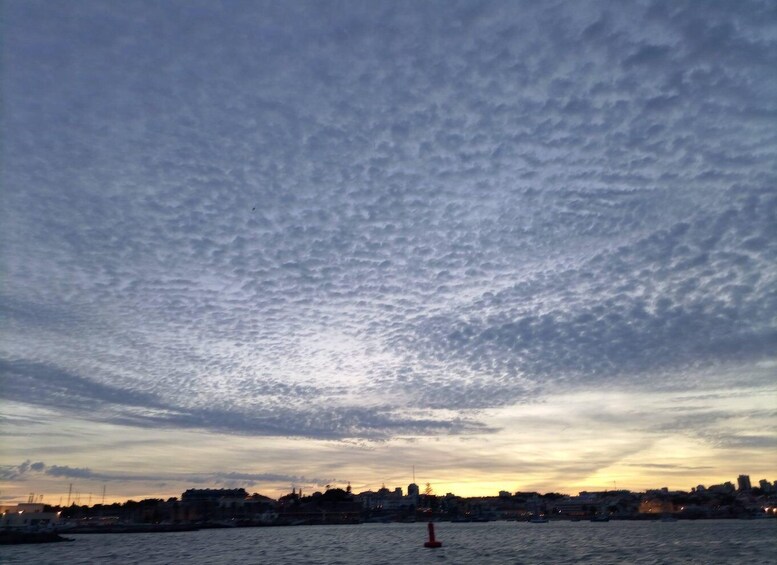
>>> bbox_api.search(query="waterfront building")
[639,498,674,515]
[355,484,420,516]
[0,503,60,531]
[181,488,248,501]
[407,483,420,503]
[708,482,735,494]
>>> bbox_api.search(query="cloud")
[399,184,776,402]
[625,463,714,471]
[0,358,493,439]
[648,406,777,450]
[45,465,99,480]
[0,460,46,480]
[0,460,334,489]
[1,0,775,446]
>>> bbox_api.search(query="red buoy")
[424,521,442,548]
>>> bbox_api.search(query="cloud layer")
[0,460,333,490]
[2,0,776,444]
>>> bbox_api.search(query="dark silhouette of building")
[181,488,248,501]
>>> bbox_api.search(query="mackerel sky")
[2,0,776,502]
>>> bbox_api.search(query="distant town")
[3,474,775,535]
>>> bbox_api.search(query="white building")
[0,503,61,531]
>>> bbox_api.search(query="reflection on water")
[3,520,776,564]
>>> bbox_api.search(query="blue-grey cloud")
[0,460,47,481]
[0,359,491,439]
[0,460,334,488]
[2,0,775,441]
[397,185,776,405]
[626,463,713,470]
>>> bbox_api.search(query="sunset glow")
[2,0,776,504]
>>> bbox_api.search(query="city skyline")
[5,464,775,507]
[2,1,776,503]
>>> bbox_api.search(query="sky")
[2,0,776,504]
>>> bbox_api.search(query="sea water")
[2,520,775,564]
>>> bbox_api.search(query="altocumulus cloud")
[0,360,490,439]
[1,1,775,439]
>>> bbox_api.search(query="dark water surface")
[2,520,775,564]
